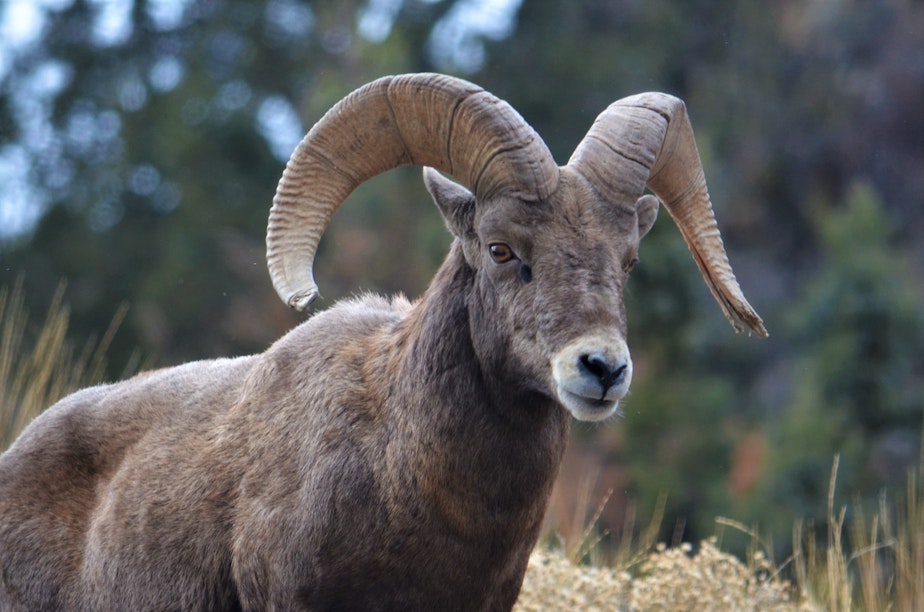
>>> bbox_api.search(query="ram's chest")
[232,429,546,610]
[290,507,531,611]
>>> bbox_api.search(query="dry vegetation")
[0,279,129,450]
[517,453,924,611]
[516,539,803,611]
[516,487,805,610]
[2,284,922,610]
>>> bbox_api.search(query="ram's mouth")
[556,386,623,422]
[550,334,633,422]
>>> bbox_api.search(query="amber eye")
[489,243,516,264]
[624,257,640,273]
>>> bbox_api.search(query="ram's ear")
[423,167,476,238]
[636,194,659,240]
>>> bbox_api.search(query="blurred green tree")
[0,0,463,368]
[745,182,924,537]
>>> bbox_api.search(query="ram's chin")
[557,388,622,422]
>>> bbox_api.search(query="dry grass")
[0,279,129,450]
[791,454,924,611]
[516,537,804,611]
[521,468,804,610]
[519,453,924,611]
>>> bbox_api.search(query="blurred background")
[1,0,922,557]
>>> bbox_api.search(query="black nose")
[579,353,628,393]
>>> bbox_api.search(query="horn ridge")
[266,73,559,311]
[568,92,768,337]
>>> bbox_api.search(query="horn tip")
[285,286,320,312]
[753,322,769,338]
[751,323,770,338]
[729,310,769,338]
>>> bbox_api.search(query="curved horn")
[267,73,560,311]
[568,93,767,337]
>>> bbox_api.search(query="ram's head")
[266,73,766,421]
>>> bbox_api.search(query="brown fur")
[0,168,654,610]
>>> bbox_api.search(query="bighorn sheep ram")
[0,73,766,610]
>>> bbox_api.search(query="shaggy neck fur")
[374,241,572,606]
[397,243,569,520]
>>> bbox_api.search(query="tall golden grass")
[1,282,921,609]
[0,279,129,450]
[789,454,924,611]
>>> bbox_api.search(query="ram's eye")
[624,257,639,273]
[489,243,516,264]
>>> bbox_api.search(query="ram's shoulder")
[278,293,413,345]
[326,292,415,324]
[3,356,258,457]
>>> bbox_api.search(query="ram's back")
[0,355,257,608]
[0,294,411,609]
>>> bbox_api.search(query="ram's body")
[0,74,765,611]
[2,281,565,610]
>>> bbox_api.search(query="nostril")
[579,353,628,391]
[579,354,608,380]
